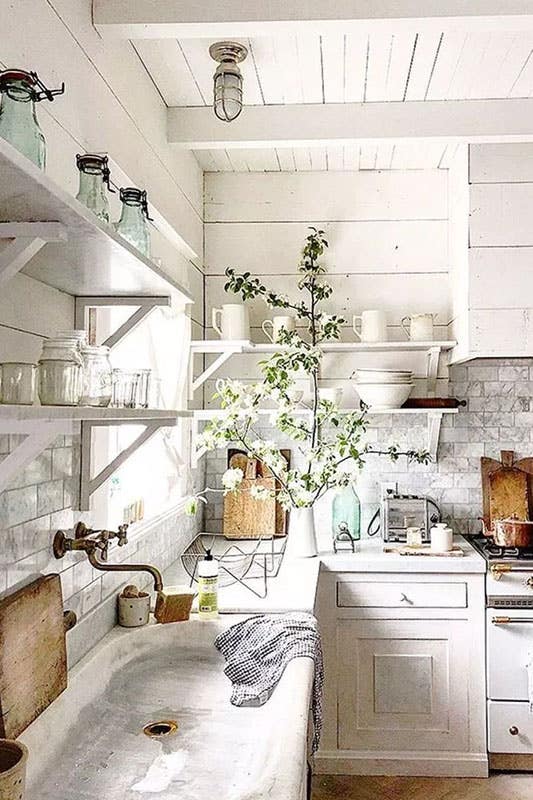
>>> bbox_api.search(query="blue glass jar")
[332,485,361,552]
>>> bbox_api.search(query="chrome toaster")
[381,493,438,543]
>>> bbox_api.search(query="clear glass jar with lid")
[0,69,64,169]
[38,336,83,406]
[80,344,112,407]
[76,153,114,223]
[115,187,152,257]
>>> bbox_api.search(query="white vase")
[289,506,318,558]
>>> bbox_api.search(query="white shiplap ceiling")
[134,31,533,171]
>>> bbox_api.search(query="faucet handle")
[117,524,129,546]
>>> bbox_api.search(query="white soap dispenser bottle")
[198,549,219,619]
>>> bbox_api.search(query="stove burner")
[484,542,520,558]
[466,533,533,561]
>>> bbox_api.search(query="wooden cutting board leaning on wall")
[0,574,67,738]
[223,450,289,539]
[480,450,531,528]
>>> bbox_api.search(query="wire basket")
[181,533,287,599]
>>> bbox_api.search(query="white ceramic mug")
[211,303,250,340]
[352,310,387,343]
[262,315,295,343]
[401,313,437,342]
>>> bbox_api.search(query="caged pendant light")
[209,41,248,122]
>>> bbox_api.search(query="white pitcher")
[262,315,295,343]
[211,304,250,340]
[352,310,387,343]
[401,313,437,342]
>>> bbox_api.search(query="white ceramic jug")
[212,303,250,340]
[401,313,437,342]
[262,315,295,343]
[352,310,387,343]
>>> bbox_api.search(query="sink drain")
[143,720,178,738]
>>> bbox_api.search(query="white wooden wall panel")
[469,309,533,356]
[205,172,447,223]
[205,220,448,276]
[204,171,451,358]
[470,183,533,246]
[469,248,533,310]
[469,143,533,183]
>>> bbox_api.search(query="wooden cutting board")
[0,574,67,738]
[224,455,277,539]
[481,450,530,528]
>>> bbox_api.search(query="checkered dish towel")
[214,612,324,753]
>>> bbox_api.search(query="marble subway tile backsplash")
[203,358,533,538]
[0,434,201,668]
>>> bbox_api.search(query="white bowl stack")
[354,368,413,410]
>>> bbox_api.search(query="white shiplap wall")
[0,0,204,658]
[203,169,451,400]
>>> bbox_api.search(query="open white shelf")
[0,405,191,423]
[190,407,457,466]
[0,137,193,301]
[0,405,192,508]
[189,339,457,400]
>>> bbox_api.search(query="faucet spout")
[53,523,164,594]
[87,549,163,593]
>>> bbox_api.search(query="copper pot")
[481,517,533,548]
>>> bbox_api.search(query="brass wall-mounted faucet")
[53,522,163,592]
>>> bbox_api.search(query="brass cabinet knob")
[509,726,519,736]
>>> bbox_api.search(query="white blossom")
[221,467,244,494]
[249,484,272,500]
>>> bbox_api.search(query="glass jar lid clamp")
[76,153,115,191]
[119,187,153,220]
[0,69,64,101]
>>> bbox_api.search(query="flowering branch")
[187,228,431,513]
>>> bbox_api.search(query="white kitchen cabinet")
[315,569,487,777]
[450,143,533,362]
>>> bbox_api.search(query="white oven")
[487,609,533,755]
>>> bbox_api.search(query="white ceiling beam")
[168,99,533,150]
[94,0,533,38]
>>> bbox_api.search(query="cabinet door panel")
[338,618,469,752]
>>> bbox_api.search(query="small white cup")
[401,313,437,342]
[262,315,295,343]
[430,523,453,552]
[353,310,387,342]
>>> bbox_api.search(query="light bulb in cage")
[209,41,248,122]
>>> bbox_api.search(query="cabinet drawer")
[489,701,533,754]
[336,580,467,609]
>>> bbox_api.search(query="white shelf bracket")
[74,296,170,349]
[427,412,444,461]
[0,421,66,493]
[426,346,442,398]
[0,222,67,287]
[189,346,243,400]
[79,417,176,511]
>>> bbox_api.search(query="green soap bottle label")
[198,576,218,613]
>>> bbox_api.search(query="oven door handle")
[491,616,533,624]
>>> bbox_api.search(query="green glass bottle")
[76,153,113,223]
[332,485,361,552]
[115,187,151,257]
[0,69,64,170]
